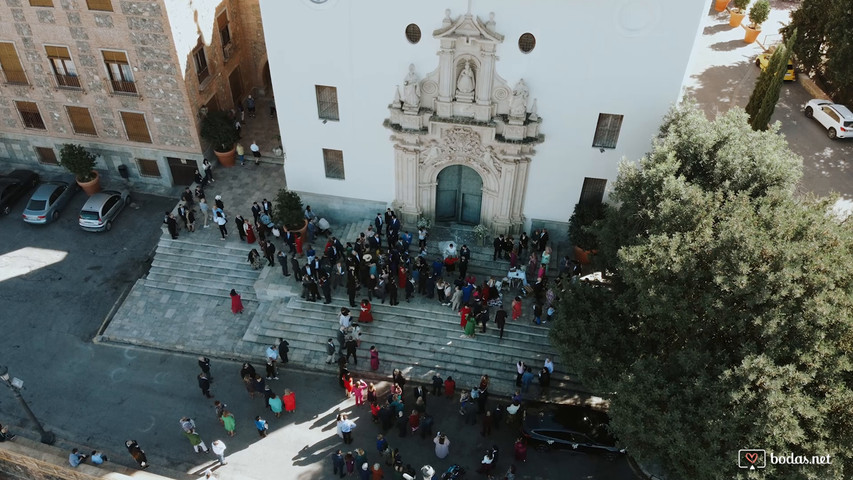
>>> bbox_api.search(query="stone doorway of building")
[435,164,482,225]
[167,157,199,186]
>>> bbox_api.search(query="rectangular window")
[315,85,339,121]
[66,106,97,136]
[193,46,209,84]
[323,148,345,180]
[45,45,80,89]
[136,158,161,177]
[102,50,136,94]
[86,0,112,11]
[579,177,607,206]
[120,111,152,143]
[217,11,231,47]
[16,101,46,129]
[0,42,28,85]
[35,147,58,165]
[29,0,54,6]
[592,113,623,149]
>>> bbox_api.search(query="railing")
[110,79,137,95]
[54,73,81,89]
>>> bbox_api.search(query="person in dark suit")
[261,198,272,216]
[165,212,179,239]
[493,235,505,260]
[291,255,302,282]
[277,250,290,276]
[235,215,246,241]
[320,273,332,304]
[374,213,383,237]
[251,202,262,224]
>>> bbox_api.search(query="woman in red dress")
[244,221,256,244]
[460,305,472,329]
[512,296,522,321]
[398,266,407,289]
[230,289,244,314]
[359,299,374,323]
[295,234,303,255]
[283,389,296,413]
[343,373,354,398]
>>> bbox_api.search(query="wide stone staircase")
[243,220,598,405]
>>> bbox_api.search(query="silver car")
[22,179,80,224]
[78,189,131,232]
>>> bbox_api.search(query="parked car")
[0,170,40,215]
[521,404,625,455]
[804,99,853,139]
[22,179,80,224]
[78,189,131,232]
[755,48,795,81]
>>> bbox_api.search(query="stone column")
[510,157,531,229]
[437,44,455,103]
[476,47,496,106]
[491,160,516,234]
[394,144,420,226]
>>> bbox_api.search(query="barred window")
[86,0,112,11]
[136,158,161,177]
[103,50,136,94]
[193,45,209,84]
[592,113,624,149]
[45,45,80,89]
[579,177,607,206]
[120,111,152,143]
[16,101,46,130]
[0,42,27,85]
[315,85,339,121]
[405,24,421,44]
[323,148,345,180]
[217,11,232,47]
[35,147,58,165]
[66,106,97,136]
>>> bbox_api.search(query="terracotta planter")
[287,218,309,241]
[573,245,597,265]
[744,25,761,43]
[729,9,746,27]
[77,170,101,196]
[714,0,729,12]
[214,146,236,168]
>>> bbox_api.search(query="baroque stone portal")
[385,8,543,235]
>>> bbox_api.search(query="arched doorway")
[435,165,482,224]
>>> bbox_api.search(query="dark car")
[521,404,625,455]
[0,170,40,215]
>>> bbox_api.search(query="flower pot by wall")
[744,25,761,43]
[77,170,101,196]
[291,218,309,240]
[214,147,236,168]
[714,0,729,12]
[729,9,746,27]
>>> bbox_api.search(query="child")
[354,379,368,406]
[254,416,269,438]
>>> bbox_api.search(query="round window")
[405,24,422,44]
[518,33,536,53]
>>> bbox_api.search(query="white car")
[804,99,853,139]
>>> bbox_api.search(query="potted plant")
[416,216,432,229]
[714,0,729,12]
[59,143,101,195]
[472,224,490,247]
[568,202,607,265]
[744,0,769,44]
[272,188,308,238]
[200,110,239,167]
[729,0,749,27]
[272,134,284,158]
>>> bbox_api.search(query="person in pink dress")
[244,220,256,244]
[283,389,296,413]
[354,379,367,406]
[230,289,244,314]
[369,346,380,371]
[359,299,374,323]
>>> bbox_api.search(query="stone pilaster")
[393,144,421,226]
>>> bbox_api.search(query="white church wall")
[260,0,708,223]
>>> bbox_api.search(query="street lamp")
[0,365,55,445]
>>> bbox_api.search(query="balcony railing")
[54,73,81,89]
[110,79,137,95]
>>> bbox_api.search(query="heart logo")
[745,452,758,464]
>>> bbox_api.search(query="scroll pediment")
[433,13,504,42]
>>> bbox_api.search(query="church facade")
[260,0,708,234]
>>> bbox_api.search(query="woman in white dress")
[434,433,450,459]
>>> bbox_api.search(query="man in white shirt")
[211,440,227,465]
[544,358,554,374]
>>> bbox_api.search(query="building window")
[518,33,536,53]
[16,101,46,130]
[323,148,345,180]
[218,11,232,47]
[193,45,209,84]
[315,85,339,121]
[35,147,58,165]
[86,0,112,11]
[120,111,152,143]
[0,42,28,85]
[405,24,421,44]
[579,177,607,206]
[45,46,80,89]
[66,106,97,136]
[29,0,54,6]
[102,50,136,94]
[136,159,161,177]
[592,113,624,149]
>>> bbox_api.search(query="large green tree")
[746,34,795,131]
[551,103,853,479]
[783,0,853,104]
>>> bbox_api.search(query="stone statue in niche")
[455,60,475,102]
[509,78,529,118]
[402,64,421,113]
